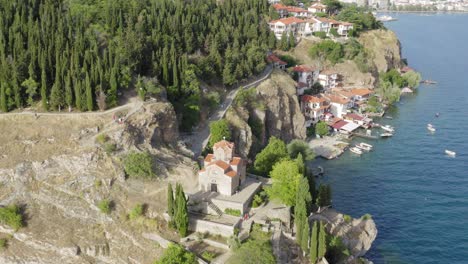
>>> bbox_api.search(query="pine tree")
[318,221,327,259]
[310,221,318,263]
[167,183,174,220]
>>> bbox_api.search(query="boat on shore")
[356,142,373,151]
[445,150,456,157]
[427,126,436,132]
[421,80,437,84]
[350,147,363,155]
[380,133,393,138]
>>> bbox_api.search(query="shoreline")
[378,10,468,14]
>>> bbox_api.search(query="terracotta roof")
[230,157,242,166]
[401,66,414,73]
[350,88,373,97]
[225,170,237,177]
[210,160,230,171]
[272,3,288,10]
[270,17,305,25]
[340,22,353,26]
[310,3,327,9]
[325,94,349,105]
[213,140,234,150]
[302,95,326,103]
[331,120,348,130]
[344,113,364,121]
[334,89,354,98]
[267,54,287,65]
[286,6,308,13]
[293,65,316,72]
[204,154,214,163]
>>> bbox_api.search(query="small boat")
[445,150,456,157]
[421,80,437,85]
[427,123,433,128]
[381,125,395,133]
[427,126,436,132]
[376,15,397,22]
[380,133,393,138]
[435,113,440,118]
[385,116,393,119]
[350,147,363,155]
[357,142,373,151]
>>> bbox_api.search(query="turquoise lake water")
[319,14,468,264]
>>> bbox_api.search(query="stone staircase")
[207,201,223,216]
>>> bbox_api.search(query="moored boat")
[427,126,436,132]
[350,147,363,155]
[381,125,395,133]
[357,142,373,151]
[380,133,393,138]
[445,150,456,157]
[421,80,437,84]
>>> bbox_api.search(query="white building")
[322,94,349,118]
[301,95,330,124]
[319,70,339,89]
[308,3,328,14]
[293,65,319,88]
[268,17,306,40]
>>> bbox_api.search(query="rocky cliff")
[310,209,378,263]
[0,101,196,263]
[226,69,307,158]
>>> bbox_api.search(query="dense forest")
[0,0,275,130]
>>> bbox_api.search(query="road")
[184,65,273,158]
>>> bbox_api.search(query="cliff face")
[226,70,306,158]
[310,209,378,262]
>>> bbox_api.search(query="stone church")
[198,140,246,196]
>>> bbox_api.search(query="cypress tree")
[41,68,48,110]
[279,31,288,51]
[295,176,311,246]
[167,183,174,220]
[174,183,188,237]
[300,217,309,255]
[310,221,318,263]
[0,84,7,112]
[65,72,73,111]
[318,221,327,259]
[289,31,295,49]
[85,73,93,111]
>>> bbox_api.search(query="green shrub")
[309,40,344,65]
[201,251,216,262]
[98,200,111,214]
[124,151,156,179]
[0,238,6,249]
[129,204,144,220]
[94,179,102,188]
[96,134,108,144]
[313,31,327,39]
[224,208,241,217]
[362,213,372,220]
[343,214,352,223]
[103,142,117,154]
[0,204,23,231]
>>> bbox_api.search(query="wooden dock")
[352,132,378,140]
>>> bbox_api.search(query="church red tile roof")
[213,140,234,150]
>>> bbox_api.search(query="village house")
[322,93,349,118]
[319,69,339,90]
[350,88,373,101]
[310,17,331,34]
[343,113,372,127]
[293,65,319,88]
[268,17,305,40]
[301,95,330,125]
[308,3,327,14]
[337,22,354,37]
[267,54,287,70]
[198,140,246,196]
[272,4,309,18]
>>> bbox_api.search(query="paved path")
[184,65,273,158]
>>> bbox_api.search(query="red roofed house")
[350,88,373,101]
[267,54,287,70]
[337,22,353,37]
[322,93,350,118]
[301,95,330,125]
[293,65,319,88]
[199,140,246,196]
[268,17,306,40]
[308,3,327,14]
[272,3,290,18]
[272,4,309,18]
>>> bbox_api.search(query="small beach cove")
[313,13,468,264]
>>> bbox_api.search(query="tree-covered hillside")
[0,0,274,130]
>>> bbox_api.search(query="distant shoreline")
[377,10,468,14]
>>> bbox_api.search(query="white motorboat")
[427,123,433,128]
[376,15,397,22]
[380,133,393,138]
[445,150,456,157]
[350,147,363,155]
[357,142,373,151]
[381,125,395,133]
[427,126,436,132]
